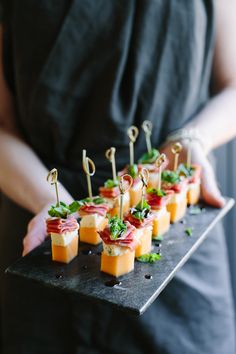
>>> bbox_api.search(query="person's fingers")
[22,217,47,256]
[201,162,225,208]
[22,232,43,256]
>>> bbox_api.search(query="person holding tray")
[0,1,236,354]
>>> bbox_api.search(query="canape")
[146,188,173,239]
[178,163,202,205]
[138,148,168,189]
[76,196,109,245]
[46,202,79,263]
[125,200,154,257]
[99,216,137,277]
[161,170,188,223]
[99,179,130,217]
[119,164,143,207]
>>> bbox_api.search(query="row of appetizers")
[45,122,201,277]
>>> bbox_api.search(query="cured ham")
[99,186,120,198]
[79,203,109,217]
[146,190,174,209]
[47,217,79,234]
[99,222,137,250]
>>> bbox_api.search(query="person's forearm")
[0,128,73,214]
[185,87,236,153]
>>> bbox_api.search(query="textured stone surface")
[6,198,234,315]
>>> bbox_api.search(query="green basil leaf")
[177,163,195,178]
[128,164,138,178]
[108,215,127,240]
[161,170,180,184]
[137,253,161,263]
[138,148,160,164]
[104,179,119,188]
[146,188,166,197]
[185,227,193,236]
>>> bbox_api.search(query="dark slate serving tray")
[6,198,234,315]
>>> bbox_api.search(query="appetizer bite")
[99,147,130,217]
[77,150,109,244]
[46,169,79,263]
[162,143,188,222]
[145,153,171,239]
[138,120,168,188]
[119,126,143,207]
[125,168,153,257]
[99,176,136,277]
[178,163,201,205]
[77,196,109,245]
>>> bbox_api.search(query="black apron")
[0,1,235,353]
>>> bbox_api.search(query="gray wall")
[215,139,236,317]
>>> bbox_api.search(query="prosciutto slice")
[99,186,120,198]
[79,203,109,217]
[146,190,174,209]
[162,178,188,193]
[46,217,79,234]
[125,212,154,228]
[99,222,137,250]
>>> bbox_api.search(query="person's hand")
[160,140,225,208]
[22,203,51,256]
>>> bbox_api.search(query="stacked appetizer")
[46,202,79,264]
[125,199,154,257]
[177,163,202,205]
[99,178,130,217]
[99,216,137,277]
[77,196,109,245]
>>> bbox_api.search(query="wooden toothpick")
[82,149,96,200]
[127,126,139,166]
[171,142,182,171]
[105,147,117,181]
[139,168,149,209]
[155,153,166,190]
[187,138,192,168]
[119,174,133,220]
[142,120,153,154]
[47,168,60,206]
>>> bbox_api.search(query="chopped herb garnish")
[185,227,193,236]
[189,206,202,215]
[108,215,127,240]
[48,201,74,219]
[71,196,106,210]
[128,164,138,178]
[146,188,166,197]
[104,179,119,188]
[131,200,151,220]
[161,170,180,184]
[138,148,160,164]
[137,253,161,263]
[177,163,195,178]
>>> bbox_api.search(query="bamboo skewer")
[171,142,183,172]
[82,149,96,200]
[155,153,166,191]
[127,126,139,166]
[105,147,117,181]
[119,174,133,221]
[142,120,153,154]
[47,168,60,206]
[139,168,149,209]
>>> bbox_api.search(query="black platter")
[6,198,234,315]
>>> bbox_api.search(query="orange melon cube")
[135,227,152,258]
[80,216,108,245]
[187,183,201,205]
[101,250,135,277]
[167,195,187,223]
[129,181,143,207]
[152,208,170,239]
[51,235,78,264]
[147,173,159,189]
